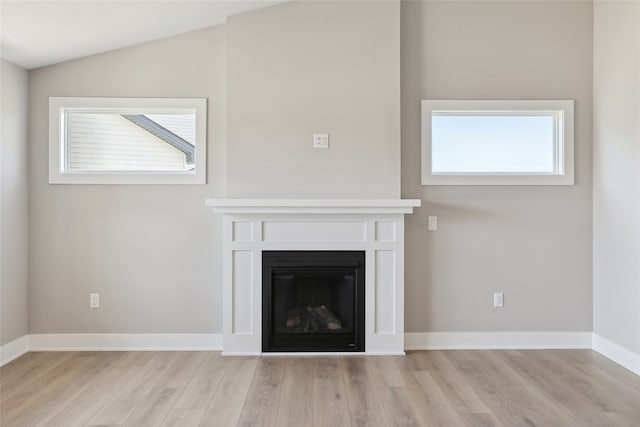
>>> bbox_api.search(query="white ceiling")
[0,0,285,70]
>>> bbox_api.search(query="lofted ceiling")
[0,0,285,70]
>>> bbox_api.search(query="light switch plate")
[428,216,438,231]
[313,133,329,149]
[90,293,100,309]
[493,292,504,308]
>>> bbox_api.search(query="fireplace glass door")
[262,251,365,352]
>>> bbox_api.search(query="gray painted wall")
[23,1,598,338]
[401,1,593,332]
[28,26,227,334]
[226,0,401,198]
[1,59,29,345]
[593,1,640,354]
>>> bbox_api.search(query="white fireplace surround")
[206,199,421,355]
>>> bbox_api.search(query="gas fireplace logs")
[285,305,342,332]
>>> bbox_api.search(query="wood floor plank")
[30,352,126,427]
[585,351,640,392]
[544,351,640,413]
[275,358,314,427]
[46,351,156,427]
[173,352,228,410]
[236,357,286,427]
[458,412,504,427]
[367,356,427,426]
[121,352,207,427]
[0,351,47,385]
[341,357,390,427]
[122,387,182,427]
[405,351,490,415]
[602,410,640,427]
[574,361,640,404]
[156,351,207,388]
[161,408,206,427]
[199,357,258,427]
[87,351,180,425]
[538,351,640,414]
[0,352,74,403]
[406,369,471,426]
[501,349,614,426]
[0,352,101,426]
[314,358,351,427]
[451,350,584,426]
[549,349,600,364]
[1,349,639,427]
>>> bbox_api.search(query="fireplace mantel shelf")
[205,199,421,214]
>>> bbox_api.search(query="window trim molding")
[49,97,207,185]
[421,99,574,186]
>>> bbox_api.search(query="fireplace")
[205,198,420,355]
[262,251,365,352]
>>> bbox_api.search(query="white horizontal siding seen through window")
[49,97,207,184]
[67,113,187,171]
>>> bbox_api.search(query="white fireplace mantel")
[206,199,420,214]
[206,198,421,355]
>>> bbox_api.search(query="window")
[421,100,574,185]
[49,97,207,184]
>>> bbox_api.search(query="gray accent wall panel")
[401,1,593,333]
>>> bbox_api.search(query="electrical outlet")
[90,293,100,309]
[493,292,504,308]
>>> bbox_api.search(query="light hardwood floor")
[1,350,639,426]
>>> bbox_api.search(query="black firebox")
[262,251,365,352]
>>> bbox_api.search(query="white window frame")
[421,100,574,186]
[49,97,207,184]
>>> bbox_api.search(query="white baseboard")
[0,335,29,366]
[592,333,640,376]
[405,332,593,350]
[4,332,637,379]
[28,333,223,352]
[256,352,405,357]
